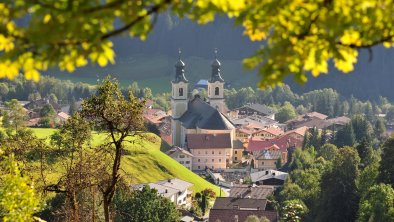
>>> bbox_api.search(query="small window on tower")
[215,87,219,95]
[179,88,184,96]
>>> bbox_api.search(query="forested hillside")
[44,14,394,101]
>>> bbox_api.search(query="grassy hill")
[29,128,220,194]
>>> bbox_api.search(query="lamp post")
[217,178,221,197]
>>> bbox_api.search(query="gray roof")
[255,150,282,160]
[166,146,194,157]
[229,185,274,199]
[245,103,275,115]
[179,96,234,130]
[250,170,288,183]
[212,197,267,210]
[134,178,193,198]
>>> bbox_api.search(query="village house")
[56,111,70,123]
[250,170,288,188]
[209,197,278,222]
[166,146,193,170]
[187,133,233,170]
[143,108,169,125]
[229,185,274,199]
[135,178,193,207]
[286,111,350,131]
[251,127,284,140]
[231,115,279,130]
[252,150,287,170]
[24,98,61,112]
[248,134,303,156]
[232,140,244,163]
[228,103,276,120]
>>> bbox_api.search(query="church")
[170,51,238,170]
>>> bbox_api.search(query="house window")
[205,151,208,155]
[212,159,214,162]
[235,157,238,161]
[180,161,184,164]
[235,151,238,154]
[219,159,221,162]
[212,151,214,154]
[198,166,200,169]
[215,87,219,95]
[179,88,183,96]
[179,155,185,158]
[186,161,190,164]
[219,151,221,154]
[198,159,200,162]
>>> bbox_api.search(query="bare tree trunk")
[103,198,111,222]
[71,192,80,222]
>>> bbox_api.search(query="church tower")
[208,49,226,113]
[171,50,189,147]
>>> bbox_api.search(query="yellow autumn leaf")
[25,69,40,82]
[334,48,358,73]
[97,55,108,67]
[43,14,51,24]
[340,30,361,46]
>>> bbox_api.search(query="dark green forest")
[44,14,394,101]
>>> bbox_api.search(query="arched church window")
[179,88,183,96]
[215,87,219,95]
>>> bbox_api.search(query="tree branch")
[100,0,172,40]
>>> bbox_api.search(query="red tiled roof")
[248,135,303,153]
[187,133,231,149]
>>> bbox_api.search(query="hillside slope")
[31,128,220,194]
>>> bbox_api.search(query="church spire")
[210,48,224,83]
[173,48,188,83]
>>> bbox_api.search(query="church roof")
[179,96,234,130]
[173,58,188,83]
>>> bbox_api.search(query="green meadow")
[28,128,220,194]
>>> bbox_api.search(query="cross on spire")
[178,48,182,60]
[214,48,218,59]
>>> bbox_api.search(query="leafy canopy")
[1,0,394,87]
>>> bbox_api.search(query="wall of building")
[172,153,193,170]
[191,148,232,170]
[254,159,277,170]
[233,148,243,162]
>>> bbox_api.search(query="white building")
[135,178,193,207]
[166,146,194,170]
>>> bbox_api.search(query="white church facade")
[170,51,237,170]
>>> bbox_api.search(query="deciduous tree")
[80,76,145,221]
